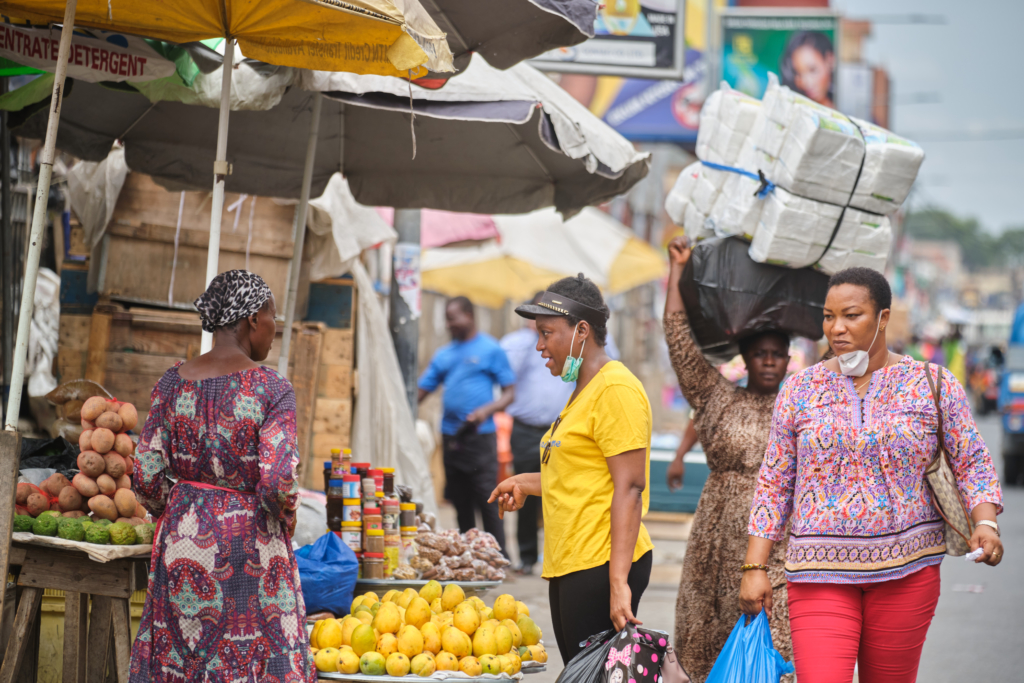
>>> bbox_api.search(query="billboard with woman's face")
[720,11,838,107]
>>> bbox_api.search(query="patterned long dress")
[664,311,792,683]
[129,364,315,683]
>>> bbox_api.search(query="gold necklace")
[854,353,892,393]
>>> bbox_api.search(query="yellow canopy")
[0,0,453,76]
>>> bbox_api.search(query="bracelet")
[976,520,999,536]
[741,563,769,572]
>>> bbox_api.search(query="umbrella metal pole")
[200,38,235,353]
[1,77,10,397]
[0,0,76,656]
[389,209,422,411]
[278,92,323,377]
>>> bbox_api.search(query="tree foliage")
[904,207,1024,271]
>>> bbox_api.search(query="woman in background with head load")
[663,237,794,681]
[488,273,654,665]
[741,267,1003,683]
[129,270,314,683]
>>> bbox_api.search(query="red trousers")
[787,564,941,683]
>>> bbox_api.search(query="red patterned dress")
[129,364,315,683]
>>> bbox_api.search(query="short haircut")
[446,296,475,317]
[827,267,892,313]
[739,330,791,357]
[545,273,609,346]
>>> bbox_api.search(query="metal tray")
[354,580,502,599]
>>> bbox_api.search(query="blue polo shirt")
[419,333,515,435]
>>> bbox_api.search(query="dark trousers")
[442,431,506,554]
[510,419,547,566]
[548,551,653,665]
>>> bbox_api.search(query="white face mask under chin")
[836,313,882,378]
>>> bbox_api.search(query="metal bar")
[278,92,323,377]
[200,38,235,354]
[1,76,10,395]
[389,210,421,411]
[4,0,77,430]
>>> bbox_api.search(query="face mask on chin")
[835,312,882,377]
[560,323,586,383]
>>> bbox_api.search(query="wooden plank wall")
[308,328,354,489]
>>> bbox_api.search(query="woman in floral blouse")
[130,271,314,683]
[740,267,1003,683]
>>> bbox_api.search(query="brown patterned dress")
[664,311,792,682]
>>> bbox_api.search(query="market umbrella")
[421,207,668,308]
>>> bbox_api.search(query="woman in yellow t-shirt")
[489,274,654,665]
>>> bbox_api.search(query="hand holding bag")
[923,362,974,556]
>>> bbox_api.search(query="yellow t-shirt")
[539,361,654,578]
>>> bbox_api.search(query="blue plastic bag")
[295,532,358,616]
[706,612,794,683]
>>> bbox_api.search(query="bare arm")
[667,420,699,491]
[739,536,777,617]
[488,472,542,518]
[417,387,430,403]
[467,385,515,424]
[607,448,647,630]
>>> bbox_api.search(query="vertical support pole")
[4,0,77,430]
[1,76,11,398]
[389,210,421,411]
[278,92,323,377]
[200,38,235,354]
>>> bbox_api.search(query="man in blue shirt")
[499,293,619,574]
[419,296,515,553]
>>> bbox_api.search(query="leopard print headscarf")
[194,270,273,333]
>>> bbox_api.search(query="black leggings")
[548,551,653,665]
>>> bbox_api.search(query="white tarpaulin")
[66,145,129,253]
[0,25,176,82]
[304,175,437,513]
[27,268,60,397]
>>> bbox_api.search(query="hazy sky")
[833,0,1024,232]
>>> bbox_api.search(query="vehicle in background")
[998,307,1024,485]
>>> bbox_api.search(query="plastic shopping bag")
[295,532,358,616]
[706,611,794,683]
[557,625,690,683]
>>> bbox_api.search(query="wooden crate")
[96,173,297,308]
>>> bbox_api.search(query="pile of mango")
[310,581,548,677]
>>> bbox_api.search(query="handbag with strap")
[923,362,974,556]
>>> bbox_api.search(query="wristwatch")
[976,520,999,536]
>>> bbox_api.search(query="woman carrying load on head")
[488,273,654,666]
[663,236,794,682]
[129,270,314,683]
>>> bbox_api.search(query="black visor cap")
[514,291,607,328]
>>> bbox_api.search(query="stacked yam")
[76,398,148,524]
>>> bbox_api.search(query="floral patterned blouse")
[748,356,1002,584]
[129,364,314,683]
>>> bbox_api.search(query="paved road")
[463,416,1019,683]
[917,414,1024,680]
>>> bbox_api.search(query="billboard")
[531,0,686,80]
[719,10,839,108]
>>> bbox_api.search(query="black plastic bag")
[680,237,828,364]
[20,437,80,479]
[557,625,690,683]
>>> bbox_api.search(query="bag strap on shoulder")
[924,361,944,453]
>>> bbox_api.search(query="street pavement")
[440,415,1019,682]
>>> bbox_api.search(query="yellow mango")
[420,621,442,655]
[386,652,411,676]
[493,594,518,622]
[376,632,398,658]
[472,626,498,657]
[359,651,386,675]
[314,647,342,673]
[441,584,465,612]
[411,652,437,676]
[501,619,523,647]
[479,654,501,675]
[406,597,432,629]
[419,579,443,604]
[494,625,513,655]
[453,601,481,635]
[337,649,361,674]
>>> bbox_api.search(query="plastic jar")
[365,529,385,554]
[381,467,395,496]
[363,507,382,549]
[384,532,401,578]
[341,448,352,475]
[341,522,362,552]
[353,462,371,480]
[330,448,341,475]
[361,476,376,499]
[363,553,385,579]
[382,499,400,531]
[343,498,362,523]
[326,480,346,532]
[399,503,417,528]
[400,527,418,564]
[369,468,385,493]
[342,475,361,499]
[323,461,333,496]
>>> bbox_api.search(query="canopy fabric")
[376,207,498,248]
[421,207,667,308]
[419,0,595,72]
[14,55,649,213]
[0,0,453,76]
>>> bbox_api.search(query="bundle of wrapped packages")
[666,75,923,275]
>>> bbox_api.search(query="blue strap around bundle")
[700,161,777,199]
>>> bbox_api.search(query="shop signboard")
[531,0,686,80]
[719,9,839,109]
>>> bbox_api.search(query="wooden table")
[0,542,148,683]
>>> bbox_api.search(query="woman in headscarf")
[129,270,314,683]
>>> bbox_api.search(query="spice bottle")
[323,461,332,496]
[342,474,360,499]
[363,553,385,579]
[384,530,400,578]
[341,448,352,475]
[341,522,361,552]
[365,529,385,554]
[326,480,345,532]
[381,467,395,496]
[382,499,400,531]
[399,503,417,528]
